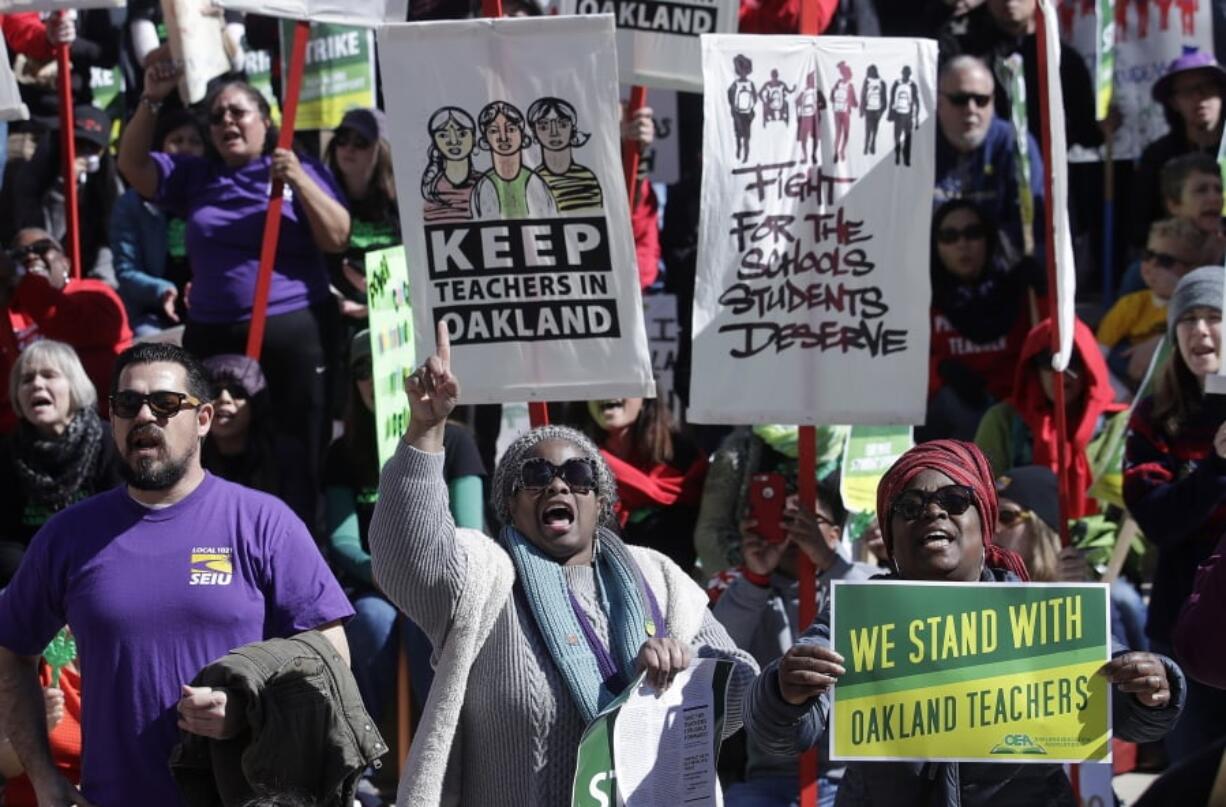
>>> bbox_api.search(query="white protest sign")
[0,0,122,9]
[689,36,936,425]
[0,35,29,122]
[162,0,233,105]
[563,0,739,90]
[644,292,681,421]
[213,0,407,24]
[1062,0,1212,161]
[379,15,656,405]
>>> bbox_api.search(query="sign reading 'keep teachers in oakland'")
[689,36,936,426]
[378,15,655,404]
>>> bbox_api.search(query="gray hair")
[8,339,96,421]
[490,424,618,528]
[939,55,995,89]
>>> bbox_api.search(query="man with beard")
[0,342,353,807]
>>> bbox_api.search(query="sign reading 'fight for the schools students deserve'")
[830,581,1112,763]
[689,36,936,425]
[378,15,655,404]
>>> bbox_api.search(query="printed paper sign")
[839,425,913,514]
[279,20,376,130]
[572,660,734,807]
[644,293,681,422]
[623,86,679,185]
[0,0,122,10]
[690,36,936,425]
[830,581,1112,763]
[562,0,739,90]
[379,15,656,405]
[214,0,408,24]
[365,246,414,469]
[163,0,234,105]
[1062,0,1212,161]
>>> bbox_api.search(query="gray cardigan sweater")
[369,442,758,806]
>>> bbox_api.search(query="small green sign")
[365,246,414,470]
[839,426,912,516]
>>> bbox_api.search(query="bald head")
[938,56,996,153]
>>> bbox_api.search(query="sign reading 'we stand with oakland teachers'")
[830,581,1112,763]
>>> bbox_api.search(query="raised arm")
[117,45,181,201]
[369,322,472,641]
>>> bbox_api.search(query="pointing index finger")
[436,319,451,369]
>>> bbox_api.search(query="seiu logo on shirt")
[189,547,233,586]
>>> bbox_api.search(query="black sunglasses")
[1143,249,1187,271]
[110,390,203,419]
[8,239,59,262]
[891,484,976,521]
[208,105,253,126]
[516,457,598,494]
[997,507,1032,527]
[942,92,993,109]
[334,130,372,150]
[936,224,987,245]
[213,384,250,402]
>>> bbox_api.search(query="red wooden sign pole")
[245,20,310,361]
[55,14,80,280]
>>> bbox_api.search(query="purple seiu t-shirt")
[151,151,346,324]
[0,473,354,807]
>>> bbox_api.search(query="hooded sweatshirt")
[974,319,1123,516]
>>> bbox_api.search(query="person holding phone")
[368,323,758,806]
[746,440,1184,806]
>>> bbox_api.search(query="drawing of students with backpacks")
[759,69,795,127]
[889,65,920,167]
[795,70,825,165]
[860,64,887,155]
[728,54,757,163]
[830,60,857,163]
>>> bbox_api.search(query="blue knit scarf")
[501,525,654,724]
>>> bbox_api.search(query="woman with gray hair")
[369,324,757,806]
[0,340,122,584]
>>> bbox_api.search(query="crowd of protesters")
[0,0,1224,806]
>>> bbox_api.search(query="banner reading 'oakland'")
[561,0,739,90]
[689,36,936,425]
[378,16,655,404]
[830,581,1112,763]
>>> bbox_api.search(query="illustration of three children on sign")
[728,54,921,167]
[420,97,607,223]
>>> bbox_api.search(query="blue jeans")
[344,593,435,721]
[724,774,838,807]
[1110,578,1148,653]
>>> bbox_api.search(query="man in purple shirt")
[0,342,353,807]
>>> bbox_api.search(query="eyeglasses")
[515,457,598,495]
[209,105,253,126]
[1142,248,1187,270]
[942,92,993,109]
[997,507,1033,527]
[891,484,976,521]
[936,224,987,244]
[334,130,372,150]
[109,390,203,419]
[8,239,59,262]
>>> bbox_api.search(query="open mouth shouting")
[539,498,576,537]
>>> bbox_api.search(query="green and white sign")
[243,48,283,126]
[1094,0,1115,121]
[365,246,414,469]
[840,426,912,516]
[1000,54,1035,257]
[279,20,376,131]
[831,581,1112,763]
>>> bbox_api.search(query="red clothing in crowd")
[738,0,836,33]
[601,447,708,527]
[1175,532,1226,688]
[2,663,82,807]
[632,179,661,289]
[1,274,132,432]
[1008,318,1123,518]
[1,13,55,62]
[926,304,1030,401]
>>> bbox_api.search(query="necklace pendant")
[644,619,656,637]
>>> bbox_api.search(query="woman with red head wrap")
[743,440,1185,806]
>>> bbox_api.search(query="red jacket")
[2,13,54,62]
[927,304,1031,402]
[2,275,132,431]
[738,0,836,33]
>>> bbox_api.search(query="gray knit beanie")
[1168,265,1225,341]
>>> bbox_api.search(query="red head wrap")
[875,439,1030,581]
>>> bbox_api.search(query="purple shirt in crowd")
[0,473,354,807]
[151,151,345,324]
